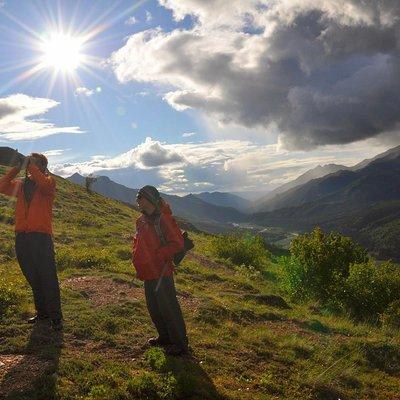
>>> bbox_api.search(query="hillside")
[193,192,252,214]
[0,167,399,399]
[249,146,400,260]
[255,146,400,213]
[254,164,349,211]
[68,173,246,233]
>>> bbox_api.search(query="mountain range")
[68,144,400,260]
[68,173,246,233]
[249,144,400,260]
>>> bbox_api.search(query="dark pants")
[15,232,62,320]
[144,275,188,350]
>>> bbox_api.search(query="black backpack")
[154,215,194,266]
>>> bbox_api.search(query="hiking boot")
[27,314,49,324]
[165,344,187,356]
[51,319,63,331]
[147,336,171,347]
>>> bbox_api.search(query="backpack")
[154,214,194,266]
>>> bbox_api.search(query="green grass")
[0,170,399,399]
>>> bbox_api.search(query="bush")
[212,233,270,271]
[126,373,158,399]
[282,227,368,303]
[56,247,112,270]
[0,241,15,260]
[0,278,22,318]
[343,261,400,321]
[145,347,167,372]
[380,300,400,330]
[115,246,131,261]
[76,215,103,228]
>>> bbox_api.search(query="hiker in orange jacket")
[132,185,188,356]
[0,153,62,330]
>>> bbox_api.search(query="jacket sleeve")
[156,214,184,262]
[0,167,21,197]
[27,164,56,195]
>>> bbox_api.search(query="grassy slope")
[0,171,399,400]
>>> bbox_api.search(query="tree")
[85,174,97,193]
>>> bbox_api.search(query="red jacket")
[132,201,184,281]
[0,165,56,234]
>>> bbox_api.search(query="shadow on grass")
[0,323,63,400]
[165,353,227,400]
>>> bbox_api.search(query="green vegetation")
[0,169,399,399]
[344,260,400,321]
[280,227,368,303]
[280,227,400,326]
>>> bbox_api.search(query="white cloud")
[53,137,184,176]
[131,122,138,129]
[125,16,138,25]
[0,94,83,141]
[52,135,393,194]
[182,131,196,137]
[145,10,153,22]
[110,0,400,150]
[42,149,70,157]
[75,86,102,97]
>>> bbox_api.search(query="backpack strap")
[154,214,167,246]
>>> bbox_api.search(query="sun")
[40,33,85,73]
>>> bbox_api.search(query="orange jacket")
[132,200,184,281]
[0,165,56,234]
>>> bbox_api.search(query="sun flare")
[40,33,84,73]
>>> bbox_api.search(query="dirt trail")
[62,275,202,310]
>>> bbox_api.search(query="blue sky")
[0,1,196,155]
[0,0,398,197]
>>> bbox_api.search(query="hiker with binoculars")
[0,153,63,331]
[132,185,189,356]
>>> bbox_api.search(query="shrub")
[282,227,368,303]
[115,246,131,261]
[212,233,270,271]
[126,373,158,399]
[279,256,307,300]
[76,215,103,228]
[364,342,400,374]
[56,247,112,270]
[145,347,167,372]
[0,241,15,260]
[343,261,400,321]
[0,278,22,318]
[380,300,400,330]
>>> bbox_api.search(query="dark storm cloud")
[111,0,400,149]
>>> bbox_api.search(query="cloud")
[52,135,393,194]
[42,149,70,157]
[52,137,184,176]
[110,0,400,150]
[131,122,138,129]
[125,16,138,26]
[182,131,196,137]
[134,137,184,167]
[75,86,102,97]
[145,10,153,22]
[0,94,83,140]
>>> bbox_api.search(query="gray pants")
[144,275,188,350]
[15,232,62,320]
